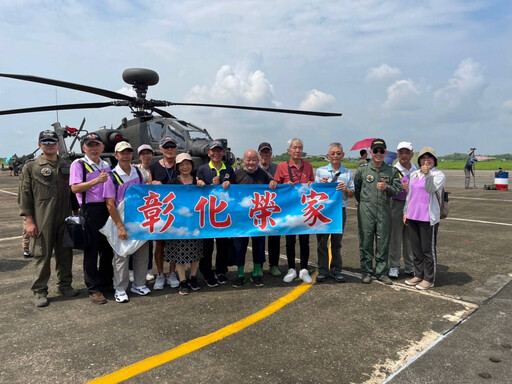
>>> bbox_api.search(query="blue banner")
[124,184,343,240]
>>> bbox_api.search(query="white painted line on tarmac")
[446,217,512,227]
[450,196,512,203]
[0,189,17,196]
[0,236,22,242]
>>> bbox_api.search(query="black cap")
[370,138,386,150]
[159,136,177,147]
[258,142,272,152]
[83,133,103,145]
[38,130,59,144]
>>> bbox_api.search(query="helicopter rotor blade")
[0,102,125,116]
[161,102,342,117]
[153,107,176,119]
[0,73,135,102]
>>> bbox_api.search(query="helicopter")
[0,68,342,167]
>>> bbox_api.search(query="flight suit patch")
[366,174,375,183]
[41,167,52,177]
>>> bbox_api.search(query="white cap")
[396,141,413,151]
[115,141,133,152]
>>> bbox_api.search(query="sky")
[1,0,511,159]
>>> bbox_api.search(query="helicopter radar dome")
[122,68,159,86]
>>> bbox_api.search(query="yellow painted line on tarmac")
[88,275,316,384]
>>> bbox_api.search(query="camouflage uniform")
[19,155,77,296]
[354,162,402,278]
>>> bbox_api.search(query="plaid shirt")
[315,163,354,208]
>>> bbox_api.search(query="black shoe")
[332,273,346,283]
[206,277,220,288]
[232,276,245,288]
[179,281,191,296]
[316,273,326,282]
[217,274,228,284]
[250,275,264,287]
[23,252,33,258]
[188,276,201,291]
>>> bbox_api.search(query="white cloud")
[177,207,193,217]
[299,89,335,111]
[366,64,402,82]
[185,65,276,105]
[240,196,253,208]
[383,79,420,111]
[433,58,488,117]
[279,214,306,228]
[115,87,136,97]
[502,100,512,114]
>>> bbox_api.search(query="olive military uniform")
[354,162,402,277]
[19,155,77,296]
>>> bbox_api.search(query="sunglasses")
[372,148,385,154]
[162,144,177,149]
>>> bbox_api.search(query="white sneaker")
[165,272,180,288]
[114,290,129,303]
[130,285,151,296]
[154,273,165,290]
[129,270,134,283]
[283,268,297,283]
[146,270,155,281]
[299,269,312,284]
[388,267,399,278]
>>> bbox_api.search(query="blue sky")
[1,0,511,158]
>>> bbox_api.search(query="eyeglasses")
[372,148,385,155]
[162,144,177,149]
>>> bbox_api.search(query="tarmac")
[0,169,511,384]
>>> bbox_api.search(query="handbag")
[63,215,90,250]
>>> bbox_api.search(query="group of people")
[18,130,445,308]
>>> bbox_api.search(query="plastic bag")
[99,200,147,257]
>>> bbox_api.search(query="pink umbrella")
[350,138,376,151]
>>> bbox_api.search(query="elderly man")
[257,142,281,277]
[354,138,401,285]
[196,140,237,287]
[232,149,278,287]
[315,142,354,283]
[20,130,79,307]
[70,133,113,304]
[274,138,315,284]
[149,136,181,290]
[388,141,417,278]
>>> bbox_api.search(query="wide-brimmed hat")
[417,146,438,166]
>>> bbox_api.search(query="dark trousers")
[233,237,265,266]
[316,208,346,275]
[200,238,230,279]
[285,234,309,270]
[407,219,439,283]
[267,236,281,267]
[83,203,114,293]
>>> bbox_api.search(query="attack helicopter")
[0,68,342,167]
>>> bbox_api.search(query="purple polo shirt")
[103,164,142,207]
[69,156,111,205]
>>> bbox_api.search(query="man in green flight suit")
[19,130,79,307]
[354,138,402,285]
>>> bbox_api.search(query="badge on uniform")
[41,167,52,177]
[366,174,374,183]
